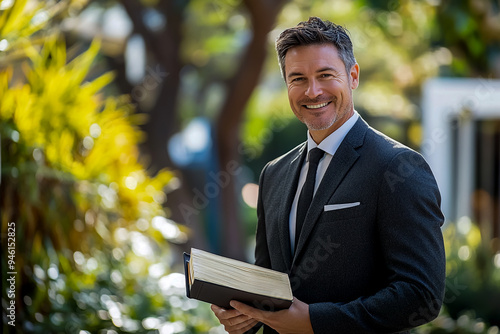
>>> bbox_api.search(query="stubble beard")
[305,113,337,131]
[300,99,352,131]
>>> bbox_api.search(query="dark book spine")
[190,279,204,300]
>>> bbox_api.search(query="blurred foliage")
[434,0,500,77]
[0,0,220,332]
[414,220,500,333]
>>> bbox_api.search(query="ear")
[350,63,360,89]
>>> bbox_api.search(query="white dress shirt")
[289,111,359,252]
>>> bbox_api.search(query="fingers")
[211,304,259,334]
[211,304,245,321]
[215,298,313,334]
[233,319,259,333]
[230,300,266,323]
[226,318,259,333]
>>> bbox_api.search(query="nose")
[305,79,322,98]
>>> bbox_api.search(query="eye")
[320,73,333,78]
[291,77,304,83]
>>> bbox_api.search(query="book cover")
[183,252,292,311]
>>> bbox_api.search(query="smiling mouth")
[304,101,330,109]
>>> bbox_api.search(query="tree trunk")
[120,0,184,173]
[215,0,288,259]
[120,0,210,252]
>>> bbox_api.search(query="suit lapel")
[292,118,368,267]
[278,142,307,272]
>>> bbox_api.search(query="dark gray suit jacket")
[251,117,446,333]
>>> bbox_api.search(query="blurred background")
[1,0,500,333]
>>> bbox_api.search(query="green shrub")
[414,220,500,333]
[1,1,220,332]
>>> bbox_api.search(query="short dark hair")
[275,17,356,80]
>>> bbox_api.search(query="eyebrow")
[287,66,341,79]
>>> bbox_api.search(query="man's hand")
[211,304,260,334]
[230,297,314,334]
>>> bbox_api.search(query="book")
[184,248,293,311]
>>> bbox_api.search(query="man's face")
[284,44,359,142]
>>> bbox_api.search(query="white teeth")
[305,102,328,109]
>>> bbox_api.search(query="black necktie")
[295,147,324,248]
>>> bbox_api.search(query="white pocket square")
[324,202,361,211]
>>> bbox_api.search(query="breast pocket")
[317,202,371,246]
[322,202,366,221]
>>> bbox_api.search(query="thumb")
[230,301,267,322]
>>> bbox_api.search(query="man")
[212,17,446,333]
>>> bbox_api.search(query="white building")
[422,78,500,241]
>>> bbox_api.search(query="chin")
[305,119,336,131]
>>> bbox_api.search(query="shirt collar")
[306,110,359,159]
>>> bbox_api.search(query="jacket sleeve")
[255,162,272,269]
[243,164,272,334]
[309,150,446,333]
